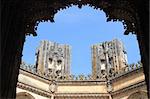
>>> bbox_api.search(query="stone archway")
[1,0,149,98]
[127,91,148,99]
[24,0,137,36]
[22,1,149,97]
[16,92,35,99]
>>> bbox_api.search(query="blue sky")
[22,6,140,75]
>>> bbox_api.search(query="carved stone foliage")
[20,61,142,81]
[21,0,138,36]
[49,44,64,59]
[47,44,64,78]
[109,61,143,79]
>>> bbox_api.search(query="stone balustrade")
[20,61,143,81]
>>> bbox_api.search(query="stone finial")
[69,75,75,80]
[78,75,84,80]
[87,75,93,80]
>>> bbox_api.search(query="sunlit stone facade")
[17,40,148,99]
[91,39,128,79]
[35,40,71,77]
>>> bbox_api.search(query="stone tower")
[91,39,128,78]
[35,40,71,77]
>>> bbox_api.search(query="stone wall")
[17,65,147,99]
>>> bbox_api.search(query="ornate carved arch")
[1,0,149,98]
[127,91,148,99]
[16,92,35,99]
[22,0,139,36]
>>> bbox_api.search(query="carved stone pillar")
[137,34,149,96]
[1,2,25,98]
[135,0,149,97]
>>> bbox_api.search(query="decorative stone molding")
[19,68,106,85]
[110,66,143,82]
[55,93,110,99]
[57,80,106,86]
[18,62,146,98]
[20,0,139,36]
[17,82,51,98]
[20,61,143,82]
[19,68,50,84]
[2,0,149,98]
[111,81,146,95]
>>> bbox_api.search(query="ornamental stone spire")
[35,40,71,77]
[91,39,128,79]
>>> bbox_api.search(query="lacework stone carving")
[20,60,142,81]
[21,0,138,36]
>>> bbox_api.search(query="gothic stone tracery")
[22,0,138,36]
[1,0,149,98]
[35,40,71,79]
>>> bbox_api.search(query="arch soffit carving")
[23,0,139,36]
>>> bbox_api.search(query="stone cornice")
[18,69,146,98]
[55,93,110,98]
[17,82,51,98]
[19,68,50,84]
[111,67,143,82]
[20,63,143,82]
[111,81,146,95]
[17,82,110,98]
[19,67,144,86]
[19,69,107,86]
[57,80,106,86]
